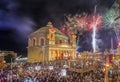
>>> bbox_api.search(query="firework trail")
[92,16,101,52]
[92,5,97,52]
[91,5,103,52]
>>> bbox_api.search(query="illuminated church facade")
[27,22,76,62]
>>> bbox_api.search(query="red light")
[118,42,120,47]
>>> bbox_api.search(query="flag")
[109,54,113,64]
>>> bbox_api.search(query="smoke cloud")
[0,0,35,44]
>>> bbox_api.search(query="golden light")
[3,60,6,63]
[113,56,115,60]
[106,64,109,67]
[58,44,69,47]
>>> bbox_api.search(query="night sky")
[0,0,116,56]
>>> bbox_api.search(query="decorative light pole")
[42,46,44,65]
[10,58,13,82]
[104,51,109,82]
[105,63,109,82]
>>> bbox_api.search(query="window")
[59,40,62,44]
[41,38,44,46]
[33,38,36,46]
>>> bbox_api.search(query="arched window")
[59,40,62,44]
[41,38,44,46]
[33,38,36,46]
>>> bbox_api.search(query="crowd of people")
[0,59,120,82]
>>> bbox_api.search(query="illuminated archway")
[39,37,45,46]
[32,37,37,46]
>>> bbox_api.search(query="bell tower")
[70,33,76,47]
[47,22,56,45]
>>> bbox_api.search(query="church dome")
[30,22,66,37]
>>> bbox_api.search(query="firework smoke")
[0,0,35,43]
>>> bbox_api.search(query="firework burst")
[103,7,120,44]
[59,12,103,52]
[103,8,119,28]
[60,13,102,36]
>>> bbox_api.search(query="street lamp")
[41,46,45,65]
[10,58,13,82]
[104,63,110,82]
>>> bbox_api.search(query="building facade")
[0,50,17,57]
[28,22,76,62]
[0,50,17,63]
